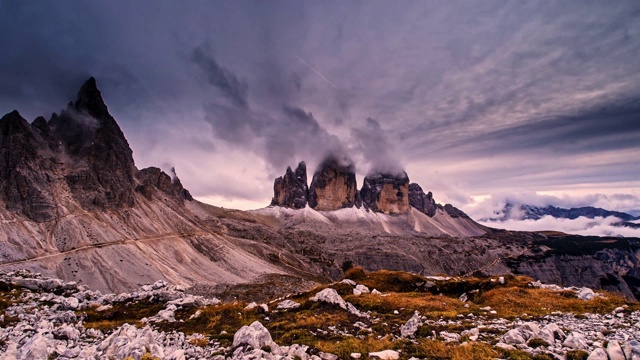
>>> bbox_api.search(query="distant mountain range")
[484,203,640,228]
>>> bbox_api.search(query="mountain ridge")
[0,77,639,302]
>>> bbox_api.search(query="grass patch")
[475,287,627,318]
[565,350,589,360]
[80,301,166,332]
[313,337,400,359]
[404,339,498,360]
[343,268,431,293]
[346,292,470,318]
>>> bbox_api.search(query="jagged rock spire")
[360,171,410,214]
[271,161,308,209]
[408,183,438,217]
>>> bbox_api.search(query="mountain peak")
[308,155,358,211]
[271,161,308,209]
[74,77,110,120]
[360,171,410,214]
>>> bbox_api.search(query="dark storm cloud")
[434,98,640,157]
[192,45,249,109]
[350,118,404,175]
[192,44,346,173]
[1,1,640,211]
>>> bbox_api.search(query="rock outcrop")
[137,167,193,202]
[50,77,137,211]
[0,77,194,223]
[360,172,410,214]
[408,183,438,217]
[0,111,57,222]
[308,156,358,211]
[271,162,308,209]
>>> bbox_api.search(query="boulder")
[232,321,276,350]
[563,332,589,350]
[369,350,400,360]
[309,288,367,317]
[400,311,422,338]
[587,348,608,360]
[19,333,50,359]
[353,284,370,295]
[577,288,596,300]
[606,340,626,360]
[502,329,526,345]
[276,300,301,310]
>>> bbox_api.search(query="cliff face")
[308,157,358,211]
[0,78,195,225]
[0,111,57,222]
[270,162,308,209]
[360,172,410,214]
[505,235,640,300]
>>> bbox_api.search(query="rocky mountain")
[270,162,308,209]
[0,77,639,304]
[270,159,469,218]
[0,78,318,294]
[360,172,410,214]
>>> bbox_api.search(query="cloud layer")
[0,1,639,214]
[479,216,640,238]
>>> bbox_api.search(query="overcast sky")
[2,1,640,219]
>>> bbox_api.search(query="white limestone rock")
[277,300,301,310]
[400,311,422,338]
[232,321,277,350]
[563,331,589,350]
[587,348,608,360]
[353,284,370,295]
[577,287,596,301]
[310,288,367,317]
[502,329,526,345]
[369,350,400,360]
[606,340,626,360]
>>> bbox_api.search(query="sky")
[1,1,640,233]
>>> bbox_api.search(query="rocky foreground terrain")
[1,268,639,360]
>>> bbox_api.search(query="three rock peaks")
[271,158,468,218]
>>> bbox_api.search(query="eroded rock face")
[271,161,308,209]
[360,172,410,214]
[137,167,193,202]
[0,111,57,222]
[408,183,438,217]
[308,157,357,211]
[0,77,194,222]
[50,77,137,211]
